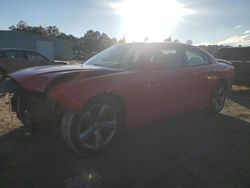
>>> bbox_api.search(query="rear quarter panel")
[186,61,234,110]
[214,62,234,91]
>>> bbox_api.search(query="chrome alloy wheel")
[77,104,118,150]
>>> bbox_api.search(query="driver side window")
[185,49,207,66]
[149,47,183,69]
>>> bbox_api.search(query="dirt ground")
[1,86,250,188]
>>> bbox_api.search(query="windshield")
[84,44,141,69]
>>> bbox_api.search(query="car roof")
[119,42,203,50]
[121,41,189,45]
[119,42,211,56]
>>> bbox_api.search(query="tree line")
[8,20,126,58]
[8,20,226,57]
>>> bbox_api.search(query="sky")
[1,0,250,46]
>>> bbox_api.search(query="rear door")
[182,47,215,109]
[145,44,189,120]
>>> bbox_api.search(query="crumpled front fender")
[9,72,68,93]
[47,82,98,112]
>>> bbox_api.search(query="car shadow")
[1,112,250,188]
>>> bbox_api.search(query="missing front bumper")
[0,79,19,97]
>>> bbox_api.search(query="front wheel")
[207,83,227,113]
[0,69,6,81]
[61,96,123,155]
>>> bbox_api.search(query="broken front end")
[0,78,64,130]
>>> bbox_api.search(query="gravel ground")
[0,86,250,188]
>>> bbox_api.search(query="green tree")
[27,26,46,35]
[164,37,172,42]
[80,30,118,57]
[186,39,193,45]
[46,26,60,37]
[173,39,180,43]
[9,20,28,31]
[118,37,126,44]
[8,21,120,59]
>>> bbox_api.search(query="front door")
[145,44,188,120]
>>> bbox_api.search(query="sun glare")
[112,0,193,42]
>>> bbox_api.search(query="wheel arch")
[84,92,127,122]
[61,92,126,155]
[217,79,230,95]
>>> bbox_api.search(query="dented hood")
[9,64,120,92]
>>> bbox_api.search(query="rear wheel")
[61,96,123,155]
[207,83,227,113]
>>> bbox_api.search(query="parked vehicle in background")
[0,43,234,155]
[0,49,69,81]
[215,47,250,85]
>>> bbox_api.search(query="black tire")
[19,109,38,133]
[206,83,227,113]
[0,69,6,81]
[61,96,124,155]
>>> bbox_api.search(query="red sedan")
[0,43,234,155]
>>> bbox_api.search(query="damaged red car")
[0,43,234,155]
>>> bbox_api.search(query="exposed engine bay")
[0,78,64,130]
